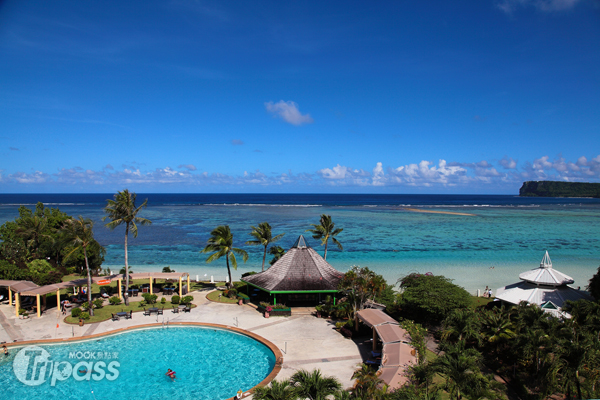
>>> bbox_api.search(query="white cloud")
[499,156,517,169]
[3,154,600,191]
[372,162,384,186]
[265,100,314,126]
[231,139,244,146]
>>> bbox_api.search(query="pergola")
[356,308,416,390]
[0,272,190,318]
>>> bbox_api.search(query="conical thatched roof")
[242,235,343,292]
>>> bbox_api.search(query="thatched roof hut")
[241,235,344,305]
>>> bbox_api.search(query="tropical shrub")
[93,299,104,309]
[80,312,90,320]
[171,295,180,304]
[81,302,91,311]
[109,296,121,305]
[142,293,157,304]
[160,297,166,304]
[398,273,471,325]
[181,295,193,304]
[226,288,238,298]
[71,307,82,318]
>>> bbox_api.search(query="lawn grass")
[206,289,238,304]
[471,295,494,308]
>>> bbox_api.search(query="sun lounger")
[143,308,151,316]
[125,310,132,319]
[183,305,191,313]
[172,306,179,313]
[157,308,163,315]
[112,313,119,321]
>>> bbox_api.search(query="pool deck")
[0,288,366,396]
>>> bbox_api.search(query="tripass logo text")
[13,346,120,386]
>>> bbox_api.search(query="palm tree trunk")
[324,239,328,260]
[84,246,94,316]
[226,253,233,288]
[262,246,267,272]
[124,223,130,305]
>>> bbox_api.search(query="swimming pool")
[0,324,278,400]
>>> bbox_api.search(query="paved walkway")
[0,290,363,390]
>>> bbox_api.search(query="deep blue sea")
[1,193,599,294]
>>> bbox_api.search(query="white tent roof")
[495,280,592,316]
[518,251,574,286]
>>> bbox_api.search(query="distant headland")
[519,181,600,198]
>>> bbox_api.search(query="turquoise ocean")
[1,194,599,295]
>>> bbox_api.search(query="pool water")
[0,326,276,400]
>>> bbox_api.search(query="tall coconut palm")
[103,189,151,305]
[252,379,297,400]
[202,225,248,288]
[60,216,96,315]
[246,222,285,272]
[268,245,285,266]
[290,369,342,400]
[306,214,343,260]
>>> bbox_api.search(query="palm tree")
[306,214,343,260]
[351,364,387,400]
[202,225,248,288]
[433,343,500,400]
[268,245,285,266]
[16,215,53,259]
[441,308,481,345]
[103,189,151,305]
[290,369,342,400]
[252,379,297,400]
[60,216,96,315]
[246,222,285,272]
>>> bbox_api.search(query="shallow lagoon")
[0,194,599,293]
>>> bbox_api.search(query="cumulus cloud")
[3,154,600,191]
[231,140,244,146]
[496,0,581,13]
[265,100,314,126]
[499,156,517,169]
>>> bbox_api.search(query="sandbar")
[402,207,476,216]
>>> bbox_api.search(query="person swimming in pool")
[3,345,8,356]
[166,369,176,380]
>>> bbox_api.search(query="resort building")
[495,251,593,317]
[241,235,344,306]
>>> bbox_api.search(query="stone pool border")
[3,322,283,400]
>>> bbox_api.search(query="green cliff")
[519,181,600,198]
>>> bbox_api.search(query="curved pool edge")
[3,322,283,400]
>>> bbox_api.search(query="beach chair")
[126,310,132,319]
[111,313,119,321]
[172,306,179,314]
[157,308,163,315]
[143,308,150,316]
[183,305,191,313]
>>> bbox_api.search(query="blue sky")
[1,0,598,194]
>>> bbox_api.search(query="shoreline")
[402,207,476,216]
